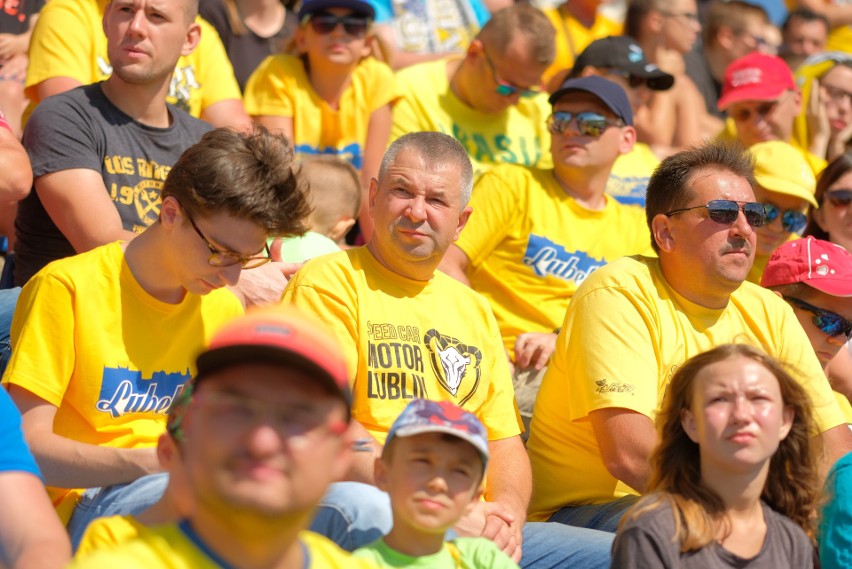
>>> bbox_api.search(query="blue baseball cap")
[298,0,375,20]
[548,75,634,126]
[385,399,489,471]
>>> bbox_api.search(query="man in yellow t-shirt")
[3,128,311,550]
[284,132,615,568]
[391,4,556,178]
[69,306,379,569]
[526,143,852,533]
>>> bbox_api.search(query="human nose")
[827,333,847,347]
[731,396,753,422]
[128,9,147,36]
[219,263,243,287]
[426,472,449,493]
[731,208,755,237]
[405,195,427,221]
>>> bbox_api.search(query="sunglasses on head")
[547,111,624,137]
[304,11,370,37]
[762,202,807,234]
[826,189,852,208]
[784,296,852,339]
[665,199,767,228]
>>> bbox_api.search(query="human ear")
[681,408,699,443]
[778,405,794,441]
[651,214,675,252]
[374,456,388,491]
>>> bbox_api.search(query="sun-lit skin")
[294,7,371,69]
[659,0,701,54]
[815,170,852,253]
[472,36,548,115]
[820,65,852,138]
[550,92,631,173]
[787,289,852,368]
[728,91,800,148]
[782,17,828,58]
[751,185,808,257]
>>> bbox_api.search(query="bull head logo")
[423,329,481,404]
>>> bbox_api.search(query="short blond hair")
[300,156,362,236]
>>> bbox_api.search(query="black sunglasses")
[784,296,852,339]
[665,200,767,228]
[762,202,807,234]
[547,111,624,138]
[826,189,852,208]
[304,12,370,37]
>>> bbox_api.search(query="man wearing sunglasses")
[746,140,818,284]
[391,4,556,177]
[3,127,310,550]
[526,142,852,534]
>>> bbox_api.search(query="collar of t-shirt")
[178,519,310,569]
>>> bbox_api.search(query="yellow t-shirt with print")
[455,164,651,357]
[244,55,398,170]
[2,242,243,523]
[282,247,522,444]
[606,142,660,207]
[526,255,846,520]
[542,6,623,86]
[24,0,241,119]
[77,515,147,558]
[70,523,378,569]
[391,57,553,177]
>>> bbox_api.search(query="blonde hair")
[299,156,361,236]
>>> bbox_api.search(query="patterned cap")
[385,399,489,470]
[761,237,852,296]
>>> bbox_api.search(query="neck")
[101,76,173,128]
[366,241,436,282]
[239,0,286,37]
[658,256,737,310]
[306,59,354,108]
[563,0,599,29]
[123,228,187,304]
[448,57,475,110]
[552,167,608,210]
[704,46,729,83]
[382,525,445,558]
[701,459,769,515]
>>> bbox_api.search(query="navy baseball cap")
[549,75,634,126]
[572,37,674,91]
[298,0,375,19]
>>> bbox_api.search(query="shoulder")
[356,57,394,79]
[450,537,517,566]
[287,250,358,288]
[29,242,122,286]
[168,106,214,136]
[302,532,378,568]
[397,59,448,83]
[730,280,792,315]
[577,255,656,293]
[763,504,813,550]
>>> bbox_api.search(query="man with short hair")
[69,305,379,569]
[284,131,615,568]
[526,142,852,533]
[781,7,829,66]
[439,76,650,429]
[390,4,556,177]
[4,126,311,549]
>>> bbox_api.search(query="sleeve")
[75,517,136,558]
[610,525,673,569]
[25,1,95,92]
[820,453,852,569]
[454,167,521,269]
[465,537,520,568]
[2,271,76,407]
[557,282,661,421]
[243,56,294,117]
[0,389,42,479]
[195,17,242,107]
[390,78,427,142]
[364,59,399,111]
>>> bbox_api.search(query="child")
[244,0,397,239]
[353,398,519,568]
[271,155,361,263]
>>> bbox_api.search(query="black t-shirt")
[0,0,43,35]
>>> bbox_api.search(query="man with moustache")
[526,143,852,533]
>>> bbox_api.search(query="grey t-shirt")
[611,498,814,568]
[15,83,212,285]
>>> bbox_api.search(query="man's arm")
[588,407,658,494]
[0,472,70,569]
[343,419,381,484]
[34,169,137,253]
[199,99,252,131]
[797,0,852,28]
[438,244,471,285]
[0,123,31,201]
[9,386,160,488]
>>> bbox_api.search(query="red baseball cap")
[717,53,795,111]
[761,237,852,297]
[194,305,351,406]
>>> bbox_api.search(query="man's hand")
[453,501,522,562]
[0,52,27,82]
[230,260,302,307]
[514,332,557,370]
[0,33,27,60]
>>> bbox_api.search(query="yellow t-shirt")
[77,515,147,558]
[70,523,377,569]
[2,242,243,523]
[541,7,623,86]
[526,255,846,520]
[391,57,553,177]
[24,0,241,119]
[455,164,651,357]
[244,55,398,170]
[606,142,660,207]
[282,247,522,443]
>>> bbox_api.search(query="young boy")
[271,156,362,263]
[353,398,519,568]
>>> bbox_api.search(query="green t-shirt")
[352,537,519,569]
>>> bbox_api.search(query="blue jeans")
[0,286,20,378]
[547,495,640,533]
[309,481,614,569]
[67,472,169,552]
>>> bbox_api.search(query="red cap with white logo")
[761,237,852,297]
[718,52,795,111]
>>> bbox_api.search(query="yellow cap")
[749,141,818,208]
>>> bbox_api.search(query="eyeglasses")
[659,10,700,22]
[182,207,271,269]
[547,111,624,137]
[737,30,769,49]
[482,48,542,98]
[605,69,646,88]
[826,189,852,208]
[823,84,852,106]
[762,202,807,234]
[303,12,370,37]
[784,296,852,339]
[665,200,767,227]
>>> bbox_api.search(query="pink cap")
[761,237,852,297]
[718,53,795,111]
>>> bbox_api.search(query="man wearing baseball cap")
[441,75,651,433]
[747,141,819,283]
[761,237,852,419]
[717,52,826,174]
[71,305,380,569]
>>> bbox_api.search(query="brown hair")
[478,4,556,67]
[704,0,769,48]
[299,155,362,236]
[621,344,821,549]
[804,152,852,240]
[161,125,311,236]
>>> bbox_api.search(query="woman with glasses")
[794,53,852,162]
[612,343,820,568]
